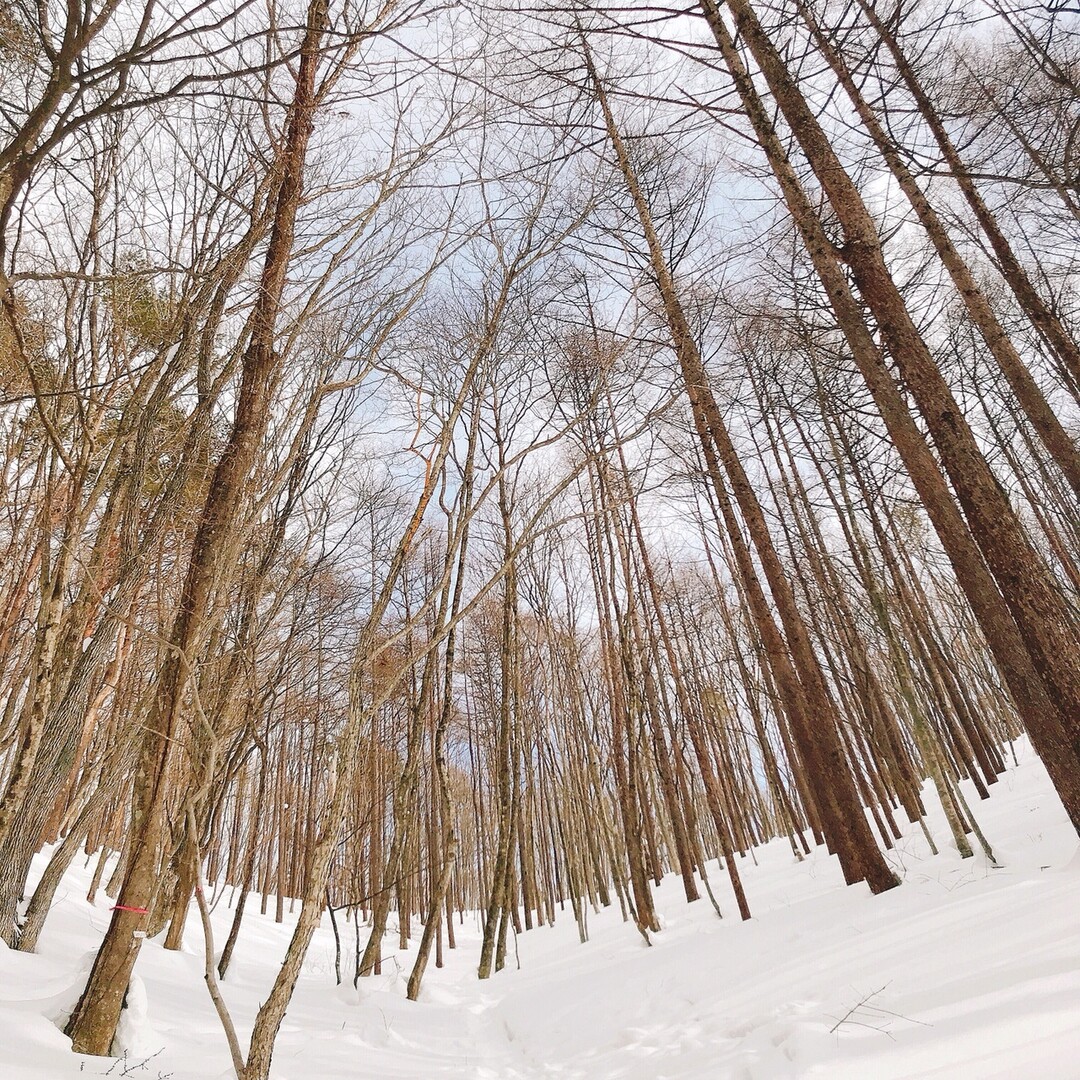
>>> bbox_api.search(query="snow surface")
[2,740,1078,1079]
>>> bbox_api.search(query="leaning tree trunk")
[797,1,1079,494]
[855,0,1080,394]
[584,44,898,893]
[64,2,330,1056]
[695,0,1080,833]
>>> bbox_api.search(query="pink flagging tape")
[111,904,150,914]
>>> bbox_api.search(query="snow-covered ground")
[2,740,1078,1080]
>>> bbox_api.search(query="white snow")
[2,739,1078,1079]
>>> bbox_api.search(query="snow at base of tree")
[2,738,1077,1079]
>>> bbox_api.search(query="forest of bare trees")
[0,0,1077,1075]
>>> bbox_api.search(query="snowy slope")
[2,739,1078,1080]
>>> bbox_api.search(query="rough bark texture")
[64,1,330,1055]
[697,0,1080,833]
[585,42,899,893]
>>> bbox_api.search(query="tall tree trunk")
[584,43,898,893]
[797,0,1079,494]
[65,2,330,1055]
[696,0,1080,833]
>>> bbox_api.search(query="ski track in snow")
[1,740,1078,1079]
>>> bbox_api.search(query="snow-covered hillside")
[3,740,1077,1080]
